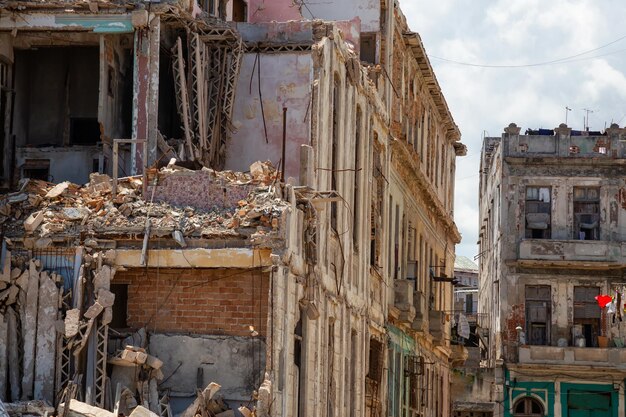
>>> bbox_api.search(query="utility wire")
[429,34,626,68]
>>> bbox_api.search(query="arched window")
[513,396,544,416]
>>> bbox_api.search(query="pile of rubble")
[0,161,288,247]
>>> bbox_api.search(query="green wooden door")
[567,390,612,417]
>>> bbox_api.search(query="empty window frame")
[359,33,377,65]
[513,396,544,417]
[573,187,600,240]
[525,186,551,239]
[525,285,551,346]
[573,286,601,347]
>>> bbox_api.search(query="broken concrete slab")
[7,308,20,401]
[215,411,235,417]
[181,382,221,417]
[129,405,158,417]
[93,265,114,292]
[145,354,163,370]
[96,289,115,308]
[3,400,54,416]
[65,309,81,338]
[102,307,113,325]
[84,301,104,319]
[33,272,58,403]
[21,261,40,399]
[238,406,252,417]
[23,211,44,233]
[45,181,70,199]
[59,400,114,417]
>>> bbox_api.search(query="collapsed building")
[0,1,466,416]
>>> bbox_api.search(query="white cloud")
[402,1,626,259]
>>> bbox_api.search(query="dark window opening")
[232,0,247,22]
[573,286,601,347]
[573,187,600,240]
[13,47,99,148]
[360,33,377,65]
[109,283,129,329]
[525,285,551,346]
[70,117,100,145]
[158,47,182,140]
[513,396,543,416]
[525,186,551,239]
[22,159,51,181]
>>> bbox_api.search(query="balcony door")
[525,285,551,345]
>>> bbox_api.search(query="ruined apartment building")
[0,1,464,417]
[478,123,626,417]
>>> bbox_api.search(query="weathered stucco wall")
[149,333,265,404]
[226,52,312,180]
[16,146,101,184]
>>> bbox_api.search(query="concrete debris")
[128,405,158,417]
[180,382,223,417]
[59,399,114,417]
[1,400,53,416]
[0,162,287,245]
[238,406,252,417]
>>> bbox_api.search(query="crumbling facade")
[0,1,464,416]
[479,123,626,417]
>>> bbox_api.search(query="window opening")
[573,187,600,240]
[513,397,544,417]
[525,186,551,239]
[573,286,601,347]
[360,33,377,65]
[525,285,551,345]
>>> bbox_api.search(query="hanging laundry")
[607,300,616,315]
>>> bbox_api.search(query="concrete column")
[131,14,160,175]
[555,123,572,156]
[503,123,521,156]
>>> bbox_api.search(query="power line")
[429,34,626,68]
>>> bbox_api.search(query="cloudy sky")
[400,0,626,260]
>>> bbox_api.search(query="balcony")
[393,279,415,325]
[518,345,626,368]
[429,310,446,344]
[411,290,427,332]
[517,239,625,267]
[450,344,469,368]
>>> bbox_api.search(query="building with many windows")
[478,123,626,417]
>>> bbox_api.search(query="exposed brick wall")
[504,303,525,361]
[116,268,269,337]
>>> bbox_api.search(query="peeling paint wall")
[226,52,313,179]
[246,0,304,23]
